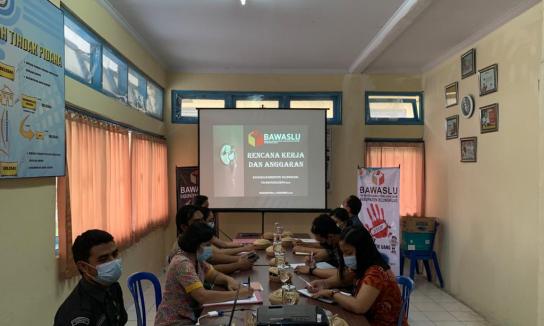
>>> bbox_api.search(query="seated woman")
[308,228,406,326]
[156,222,254,326]
[173,205,255,274]
[200,207,255,254]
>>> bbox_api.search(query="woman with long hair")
[310,227,406,325]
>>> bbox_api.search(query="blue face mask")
[94,259,122,285]
[197,245,213,262]
[343,255,357,270]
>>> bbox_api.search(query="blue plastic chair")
[127,272,162,326]
[400,222,444,288]
[396,276,414,326]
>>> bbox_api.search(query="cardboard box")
[401,216,437,233]
[401,231,434,251]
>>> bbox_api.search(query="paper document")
[294,252,311,256]
[289,263,306,269]
[315,262,335,269]
[297,288,334,304]
[298,238,318,244]
[202,291,263,307]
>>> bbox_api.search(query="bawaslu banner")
[176,166,199,211]
[357,167,400,275]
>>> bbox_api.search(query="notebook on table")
[202,291,263,307]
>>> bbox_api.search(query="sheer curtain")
[365,141,425,216]
[65,113,132,247]
[131,134,169,239]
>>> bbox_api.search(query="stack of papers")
[202,291,263,307]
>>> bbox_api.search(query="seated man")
[294,214,343,280]
[54,229,127,326]
[330,207,352,230]
[343,195,363,228]
[175,204,255,274]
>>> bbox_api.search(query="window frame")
[62,8,165,121]
[172,91,342,124]
[365,91,424,125]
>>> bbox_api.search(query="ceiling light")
[240,0,246,5]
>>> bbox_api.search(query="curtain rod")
[66,103,166,140]
[365,137,423,143]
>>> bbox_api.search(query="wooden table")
[200,249,362,325]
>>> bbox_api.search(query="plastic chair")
[127,272,162,326]
[396,276,414,326]
[400,222,444,288]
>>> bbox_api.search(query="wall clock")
[461,95,475,118]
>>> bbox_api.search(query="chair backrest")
[127,272,162,326]
[396,275,414,326]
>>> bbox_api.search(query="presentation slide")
[199,109,325,210]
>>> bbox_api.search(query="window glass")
[180,98,225,118]
[64,18,94,83]
[102,48,127,102]
[235,100,279,109]
[128,68,146,110]
[146,82,163,119]
[290,100,334,119]
[366,93,423,124]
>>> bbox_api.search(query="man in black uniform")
[342,195,363,228]
[54,229,128,326]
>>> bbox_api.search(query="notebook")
[202,291,263,307]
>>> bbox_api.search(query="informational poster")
[357,168,400,275]
[0,0,65,178]
[176,166,199,211]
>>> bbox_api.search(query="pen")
[296,274,312,287]
[247,275,251,287]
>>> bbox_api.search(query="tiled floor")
[125,273,488,326]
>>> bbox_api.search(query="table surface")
[200,247,362,325]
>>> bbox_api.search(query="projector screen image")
[199,109,326,210]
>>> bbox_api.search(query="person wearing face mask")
[54,229,127,326]
[330,207,352,230]
[308,228,405,326]
[156,222,253,325]
[172,205,255,274]
[200,207,255,254]
[294,214,342,280]
[342,195,363,228]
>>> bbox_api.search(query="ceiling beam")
[348,0,433,74]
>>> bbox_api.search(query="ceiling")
[103,0,539,74]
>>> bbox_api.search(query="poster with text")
[176,166,199,211]
[357,168,400,275]
[0,0,65,178]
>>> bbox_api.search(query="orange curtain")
[65,113,132,248]
[365,142,425,216]
[131,134,169,239]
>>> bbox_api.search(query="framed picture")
[461,48,476,79]
[460,137,477,162]
[480,103,499,133]
[445,82,458,108]
[479,64,498,96]
[446,115,459,140]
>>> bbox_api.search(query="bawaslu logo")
[372,170,385,186]
[248,129,301,147]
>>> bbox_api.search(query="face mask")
[197,245,213,262]
[207,221,215,229]
[343,255,357,270]
[93,259,122,286]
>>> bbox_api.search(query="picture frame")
[446,115,459,140]
[461,48,476,79]
[480,103,499,133]
[479,64,498,96]
[445,82,458,108]
[460,137,477,162]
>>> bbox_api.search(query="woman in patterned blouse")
[310,227,406,326]
[155,222,253,325]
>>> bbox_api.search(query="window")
[58,111,168,278]
[102,48,127,102]
[63,10,165,121]
[365,92,423,125]
[365,141,425,216]
[64,15,99,85]
[128,68,146,110]
[172,91,342,124]
[146,82,164,119]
